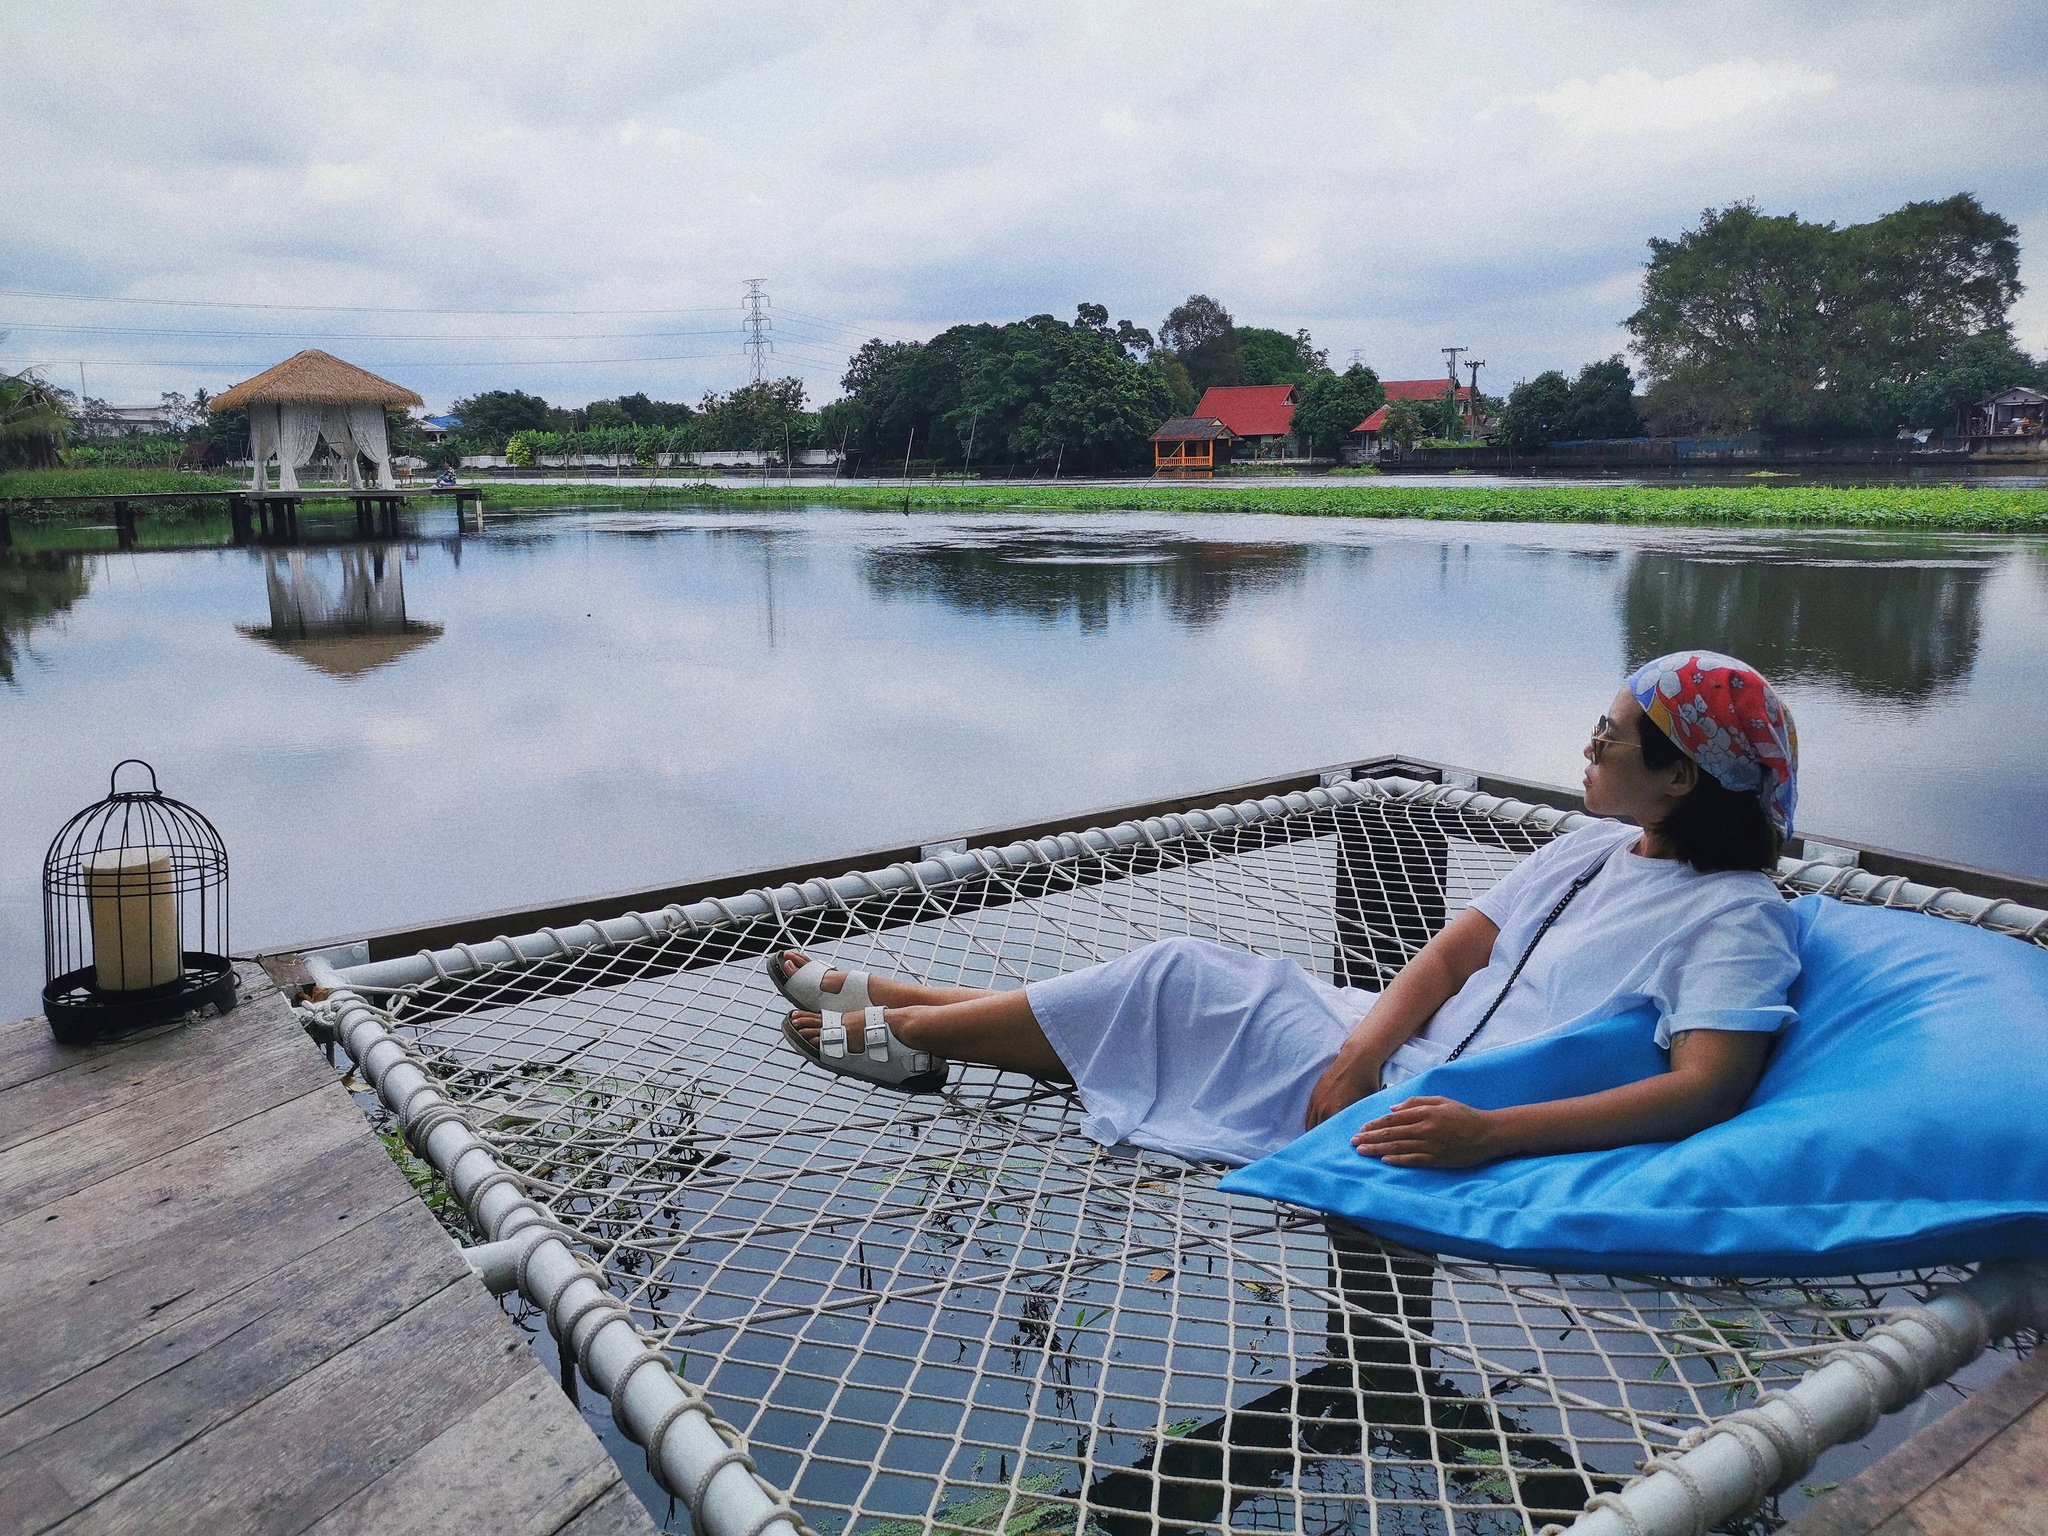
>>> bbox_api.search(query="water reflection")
[862,533,1309,631]
[1621,541,1989,702]
[237,547,443,679]
[0,553,90,686]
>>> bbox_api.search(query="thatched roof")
[211,350,424,412]
[238,621,444,678]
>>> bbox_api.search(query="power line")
[0,320,748,342]
[0,288,742,317]
[741,279,771,383]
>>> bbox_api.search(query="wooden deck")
[0,967,655,1536]
[1783,1348,2048,1536]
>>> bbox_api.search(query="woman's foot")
[776,950,992,1009]
[786,1003,929,1055]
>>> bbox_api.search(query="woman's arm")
[1348,1027,1775,1167]
[1303,906,1500,1128]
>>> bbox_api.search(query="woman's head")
[1583,653,1796,874]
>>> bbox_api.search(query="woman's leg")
[787,989,1071,1081]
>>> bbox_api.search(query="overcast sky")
[4,1,2044,413]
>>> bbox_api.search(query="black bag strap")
[1443,844,1621,1064]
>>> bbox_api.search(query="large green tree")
[830,306,1170,472]
[1562,357,1643,440]
[1497,371,1575,451]
[1629,194,2023,436]
[696,378,814,453]
[1292,364,1385,455]
[1235,326,1329,386]
[448,389,556,448]
[1159,294,1242,393]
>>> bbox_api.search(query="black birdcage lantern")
[42,760,237,1043]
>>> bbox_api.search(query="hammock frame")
[300,767,2048,1536]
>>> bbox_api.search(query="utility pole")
[1348,349,1365,369]
[963,409,979,475]
[742,279,771,384]
[1441,345,1467,438]
[1464,359,1485,433]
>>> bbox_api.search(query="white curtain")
[276,404,327,492]
[247,404,278,490]
[317,407,361,488]
[344,403,396,489]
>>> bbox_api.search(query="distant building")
[1191,385,1299,458]
[1149,416,1236,476]
[74,403,177,438]
[418,414,464,441]
[1965,387,2046,439]
[1352,380,1479,455]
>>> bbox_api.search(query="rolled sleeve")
[1652,897,1800,1051]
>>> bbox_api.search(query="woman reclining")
[775,650,1801,1170]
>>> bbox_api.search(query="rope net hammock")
[311,777,2044,1536]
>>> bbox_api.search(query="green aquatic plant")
[450,477,2048,531]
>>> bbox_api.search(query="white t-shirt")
[1381,820,1799,1086]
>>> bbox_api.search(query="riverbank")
[7,469,2046,530]
[464,478,2048,530]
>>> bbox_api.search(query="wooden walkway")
[0,967,655,1536]
[1784,1348,2048,1536]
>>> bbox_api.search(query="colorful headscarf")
[1626,651,1799,837]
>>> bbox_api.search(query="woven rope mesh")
[337,782,2039,1535]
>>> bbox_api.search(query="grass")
[11,464,2045,530]
[460,476,2048,530]
[0,467,244,499]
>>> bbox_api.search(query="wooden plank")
[296,1371,634,1536]
[1890,1392,2048,1536]
[1782,1350,2048,1535]
[0,1088,400,1414]
[0,1019,319,1209]
[0,1202,465,1515]
[39,1278,537,1535]
[554,1483,670,1536]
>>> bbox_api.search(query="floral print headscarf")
[1626,651,1799,837]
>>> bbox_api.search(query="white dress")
[1025,820,1800,1166]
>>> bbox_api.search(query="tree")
[696,377,814,454]
[1629,194,2022,437]
[448,389,556,448]
[1146,351,1197,416]
[1235,326,1329,386]
[0,371,69,469]
[1159,294,1241,393]
[1497,371,1575,451]
[1378,398,1425,451]
[830,308,1173,472]
[1427,388,1466,441]
[1292,364,1385,455]
[1874,330,2047,432]
[1562,356,1643,440]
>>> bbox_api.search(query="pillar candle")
[83,848,182,991]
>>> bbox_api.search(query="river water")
[4,502,2045,1014]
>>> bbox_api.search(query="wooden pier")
[0,485,485,552]
[0,967,653,1535]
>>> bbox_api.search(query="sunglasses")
[1588,715,1644,765]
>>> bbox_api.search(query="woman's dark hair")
[1633,714,1782,873]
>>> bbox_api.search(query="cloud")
[1514,59,1837,138]
[1,2,2043,409]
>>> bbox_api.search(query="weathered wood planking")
[1781,1347,2048,1536]
[0,968,655,1536]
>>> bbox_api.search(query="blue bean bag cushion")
[1220,894,2048,1275]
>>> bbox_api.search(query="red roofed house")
[1191,385,1299,459]
[1352,380,1480,458]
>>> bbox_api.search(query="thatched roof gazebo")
[212,350,424,493]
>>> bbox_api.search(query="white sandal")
[780,1005,949,1094]
[766,953,875,1015]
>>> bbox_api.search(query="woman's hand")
[1351,1096,1500,1168]
[1304,1048,1384,1129]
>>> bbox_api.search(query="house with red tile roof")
[1353,380,1481,455]
[1191,385,1299,457]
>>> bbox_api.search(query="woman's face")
[1583,686,1694,824]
